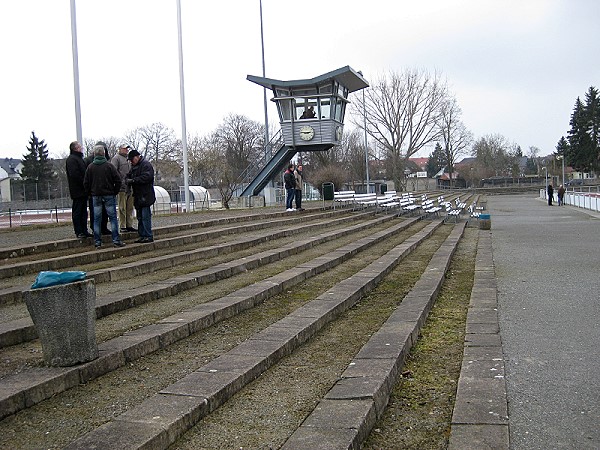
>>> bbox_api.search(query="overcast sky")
[1,0,599,161]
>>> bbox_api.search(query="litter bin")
[479,213,491,230]
[24,279,98,366]
[322,182,335,201]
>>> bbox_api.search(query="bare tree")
[196,132,239,209]
[351,68,448,189]
[215,114,264,177]
[437,97,473,187]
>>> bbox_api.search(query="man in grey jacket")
[111,144,136,232]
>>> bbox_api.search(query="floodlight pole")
[70,0,82,143]
[176,0,190,212]
[362,81,370,193]
[259,0,269,158]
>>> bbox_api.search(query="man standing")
[111,144,136,232]
[65,141,92,238]
[284,163,296,212]
[126,149,156,243]
[294,164,304,211]
[83,143,125,248]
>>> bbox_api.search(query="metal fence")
[540,186,600,212]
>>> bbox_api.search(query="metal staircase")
[239,131,297,197]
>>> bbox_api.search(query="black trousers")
[71,197,88,236]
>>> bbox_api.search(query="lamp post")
[556,154,565,187]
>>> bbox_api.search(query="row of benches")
[332,190,472,222]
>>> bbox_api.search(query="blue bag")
[31,271,87,289]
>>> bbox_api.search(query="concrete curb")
[448,230,509,450]
[64,220,444,449]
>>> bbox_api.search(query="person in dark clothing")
[283,163,296,211]
[83,143,125,248]
[126,150,156,243]
[547,184,554,206]
[85,146,111,235]
[557,184,565,206]
[65,141,92,238]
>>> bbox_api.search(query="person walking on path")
[557,184,565,206]
[547,183,554,206]
[294,164,304,211]
[111,144,136,232]
[83,143,125,249]
[65,141,92,238]
[284,163,296,212]
[126,150,156,243]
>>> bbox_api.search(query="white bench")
[333,190,355,209]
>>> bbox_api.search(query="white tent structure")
[152,186,171,214]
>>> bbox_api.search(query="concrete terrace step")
[65,220,446,449]
[0,217,430,419]
[0,213,393,348]
[0,209,367,306]
[282,222,466,448]
[0,209,348,280]
[0,209,316,261]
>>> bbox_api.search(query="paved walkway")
[487,194,599,449]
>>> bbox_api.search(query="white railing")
[539,187,600,212]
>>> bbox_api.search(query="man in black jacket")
[126,150,156,243]
[83,143,125,248]
[65,141,91,238]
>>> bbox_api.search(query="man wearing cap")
[126,150,156,243]
[111,144,136,232]
[83,142,126,248]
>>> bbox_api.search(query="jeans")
[136,206,153,239]
[92,196,120,245]
[286,188,295,209]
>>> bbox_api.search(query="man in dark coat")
[126,150,156,243]
[83,143,125,248]
[284,163,296,211]
[65,141,91,238]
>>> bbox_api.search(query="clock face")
[336,126,343,141]
[299,125,315,141]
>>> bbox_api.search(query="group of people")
[547,183,566,206]
[283,163,304,212]
[65,141,156,248]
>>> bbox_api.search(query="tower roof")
[247,66,369,93]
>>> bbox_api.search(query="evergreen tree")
[426,143,446,177]
[567,87,600,172]
[584,86,600,170]
[20,131,55,199]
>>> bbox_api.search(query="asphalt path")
[488,194,599,450]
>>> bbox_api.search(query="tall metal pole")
[70,0,82,143]
[259,0,269,156]
[363,86,370,193]
[176,0,190,212]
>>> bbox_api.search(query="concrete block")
[24,279,98,367]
